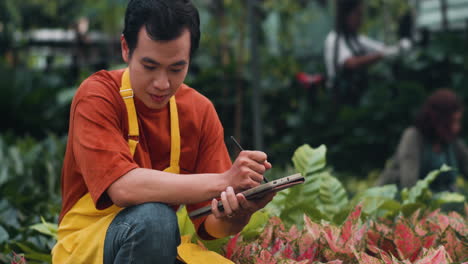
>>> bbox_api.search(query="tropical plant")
[223,205,467,263]
[0,134,65,263]
[265,144,465,229]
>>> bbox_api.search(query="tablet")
[189,173,304,219]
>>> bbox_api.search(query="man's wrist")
[223,213,251,233]
[211,172,230,196]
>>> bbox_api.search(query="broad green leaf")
[351,185,398,202]
[292,144,326,176]
[30,217,57,240]
[314,172,348,218]
[0,225,9,244]
[200,236,230,253]
[349,185,399,217]
[359,197,389,215]
[403,165,451,205]
[432,192,465,208]
[15,242,52,262]
[177,206,234,254]
[377,200,401,217]
[279,171,348,226]
[265,188,289,216]
[240,210,270,240]
[401,202,426,217]
[177,206,196,237]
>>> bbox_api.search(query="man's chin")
[143,99,169,110]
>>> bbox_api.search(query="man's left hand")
[211,186,275,226]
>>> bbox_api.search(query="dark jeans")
[103,203,181,264]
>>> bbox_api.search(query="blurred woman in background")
[378,89,468,192]
[324,0,409,105]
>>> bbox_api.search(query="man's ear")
[121,34,130,63]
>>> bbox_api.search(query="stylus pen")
[230,136,269,183]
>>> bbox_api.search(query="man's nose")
[153,72,170,90]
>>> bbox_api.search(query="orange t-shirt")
[59,69,232,234]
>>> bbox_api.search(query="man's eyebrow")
[141,57,160,65]
[171,60,188,67]
[141,57,187,67]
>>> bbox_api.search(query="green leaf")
[401,202,426,217]
[349,185,398,216]
[0,225,9,243]
[291,144,327,176]
[353,185,398,201]
[30,217,57,240]
[177,206,196,237]
[314,172,348,218]
[240,210,270,240]
[432,192,465,207]
[199,236,230,254]
[279,171,348,226]
[403,165,451,205]
[15,242,52,262]
[377,200,401,217]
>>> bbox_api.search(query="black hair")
[123,0,200,58]
[415,89,463,144]
[335,0,362,36]
[334,0,366,58]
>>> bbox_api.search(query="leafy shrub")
[224,205,467,263]
[266,145,465,228]
[0,134,65,263]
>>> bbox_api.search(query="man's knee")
[123,203,178,235]
[105,203,180,263]
[114,202,180,246]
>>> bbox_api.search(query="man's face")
[121,27,190,110]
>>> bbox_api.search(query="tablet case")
[189,173,304,219]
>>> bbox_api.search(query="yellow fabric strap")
[169,96,181,170]
[119,69,139,156]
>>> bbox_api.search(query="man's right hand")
[223,150,272,192]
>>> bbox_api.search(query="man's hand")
[209,186,275,233]
[223,151,272,192]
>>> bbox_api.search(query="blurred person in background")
[324,0,411,105]
[378,89,468,192]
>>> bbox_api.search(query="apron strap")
[169,96,181,171]
[119,68,181,170]
[120,69,139,156]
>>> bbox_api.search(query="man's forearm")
[108,168,228,207]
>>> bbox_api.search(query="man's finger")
[226,187,240,212]
[243,151,267,164]
[220,191,232,217]
[211,198,222,218]
[237,193,253,211]
[248,162,267,175]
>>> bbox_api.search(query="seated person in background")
[324,0,410,105]
[378,89,468,192]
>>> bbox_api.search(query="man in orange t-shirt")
[54,0,274,263]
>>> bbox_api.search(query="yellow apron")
[52,69,232,264]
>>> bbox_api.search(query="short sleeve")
[193,102,232,174]
[73,89,138,209]
[358,35,386,53]
[396,127,422,188]
[185,100,232,240]
[324,31,353,78]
